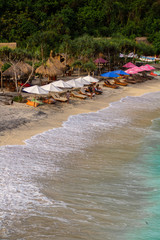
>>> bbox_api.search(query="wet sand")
[0,78,160,146]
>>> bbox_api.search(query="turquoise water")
[126,118,160,240]
[0,92,160,239]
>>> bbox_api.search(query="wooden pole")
[1,70,3,91]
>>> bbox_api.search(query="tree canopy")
[0,0,159,54]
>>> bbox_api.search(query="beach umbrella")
[23,85,49,94]
[113,70,129,75]
[3,62,32,78]
[101,72,119,78]
[53,80,72,88]
[41,83,62,92]
[75,77,91,85]
[144,64,155,70]
[47,50,67,71]
[125,67,142,74]
[83,75,99,83]
[35,61,62,77]
[66,79,83,88]
[139,65,149,71]
[123,62,136,68]
[94,58,107,64]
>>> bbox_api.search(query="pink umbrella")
[125,67,142,74]
[139,65,149,71]
[144,64,155,70]
[123,62,136,68]
[94,58,107,64]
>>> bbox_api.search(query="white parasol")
[83,75,99,83]
[23,85,49,94]
[66,79,83,88]
[41,83,63,92]
[75,77,90,85]
[53,80,72,88]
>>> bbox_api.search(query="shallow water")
[1,92,160,239]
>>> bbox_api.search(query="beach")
[1,77,160,239]
[1,77,160,146]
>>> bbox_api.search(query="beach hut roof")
[48,57,66,71]
[35,62,62,77]
[3,62,32,77]
[47,50,67,71]
[66,57,75,66]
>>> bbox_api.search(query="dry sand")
[1,78,160,146]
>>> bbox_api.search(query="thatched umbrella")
[3,62,32,78]
[35,62,62,78]
[66,57,75,66]
[48,57,66,71]
[48,50,67,71]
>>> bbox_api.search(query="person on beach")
[66,90,70,104]
[95,84,103,94]
[104,80,111,85]
[88,84,94,99]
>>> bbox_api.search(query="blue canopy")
[101,72,119,78]
[113,70,129,75]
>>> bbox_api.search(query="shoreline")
[1,78,160,147]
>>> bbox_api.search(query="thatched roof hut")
[48,50,67,71]
[66,57,75,66]
[3,62,32,78]
[35,61,62,77]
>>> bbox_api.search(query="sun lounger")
[79,88,93,97]
[124,78,137,84]
[51,93,68,102]
[43,97,56,104]
[114,79,128,86]
[71,91,87,99]
[103,81,119,89]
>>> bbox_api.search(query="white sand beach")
[0,78,160,146]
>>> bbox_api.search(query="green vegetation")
[0,0,159,54]
[13,95,23,103]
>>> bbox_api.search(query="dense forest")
[0,0,160,57]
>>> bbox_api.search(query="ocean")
[0,92,160,239]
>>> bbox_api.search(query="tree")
[72,60,83,76]
[0,47,38,92]
[83,61,97,75]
